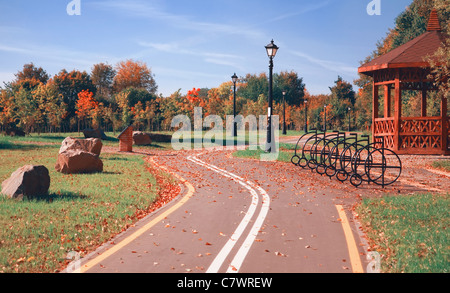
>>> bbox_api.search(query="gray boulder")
[83,128,107,140]
[133,131,152,145]
[59,137,102,156]
[1,165,50,200]
[55,150,103,174]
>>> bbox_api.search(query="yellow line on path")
[79,156,195,273]
[335,205,364,273]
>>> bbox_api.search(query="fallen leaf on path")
[275,251,287,257]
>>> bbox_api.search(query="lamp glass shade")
[265,40,279,58]
[231,73,238,83]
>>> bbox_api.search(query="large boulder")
[59,137,102,156]
[55,150,103,174]
[83,128,107,140]
[148,133,172,143]
[5,126,25,137]
[1,165,50,200]
[133,131,152,145]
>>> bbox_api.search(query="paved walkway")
[73,142,447,273]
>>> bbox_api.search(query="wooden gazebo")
[358,9,449,155]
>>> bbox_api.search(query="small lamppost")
[348,107,351,132]
[231,73,238,137]
[323,104,327,133]
[265,40,279,152]
[282,90,287,135]
[304,99,308,132]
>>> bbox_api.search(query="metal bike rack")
[291,131,402,188]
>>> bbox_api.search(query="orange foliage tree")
[113,59,157,94]
[75,90,98,131]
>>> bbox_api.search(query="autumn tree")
[49,69,96,131]
[426,0,450,100]
[131,101,145,131]
[238,73,268,102]
[159,90,184,130]
[75,90,98,131]
[0,89,14,131]
[113,59,158,94]
[144,99,160,131]
[274,71,306,106]
[13,87,44,134]
[14,63,49,85]
[1,65,49,133]
[91,62,116,101]
[34,83,67,133]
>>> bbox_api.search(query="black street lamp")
[304,99,308,132]
[348,107,351,132]
[265,39,279,152]
[282,90,287,135]
[231,73,238,137]
[323,104,327,133]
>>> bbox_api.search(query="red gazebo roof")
[358,9,445,75]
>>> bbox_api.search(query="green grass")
[232,143,297,163]
[356,193,449,273]
[431,160,450,172]
[0,131,174,150]
[0,138,163,273]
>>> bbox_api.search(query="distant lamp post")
[282,90,287,135]
[232,73,238,137]
[323,104,327,133]
[304,100,308,132]
[265,39,279,152]
[348,107,351,132]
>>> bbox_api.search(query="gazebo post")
[394,70,401,152]
[442,94,448,153]
[372,82,379,141]
[421,82,427,117]
[384,85,391,118]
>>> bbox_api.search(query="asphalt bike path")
[77,148,370,273]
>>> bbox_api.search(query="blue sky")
[0,0,413,97]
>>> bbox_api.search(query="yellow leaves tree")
[113,59,157,94]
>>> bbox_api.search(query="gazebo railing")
[400,116,442,150]
[374,116,449,154]
[373,118,395,149]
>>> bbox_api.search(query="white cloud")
[0,44,33,55]
[138,41,245,70]
[289,50,357,76]
[0,42,116,69]
[91,0,264,39]
[267,1,332,23]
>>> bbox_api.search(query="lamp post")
[304,100,308,132]
[348,107,351,132]
[265,39,279,152]
[323,104,327,133]
[282,90,287,135]
[232,73,238,137]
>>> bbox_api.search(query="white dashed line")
[187,154,270,273]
